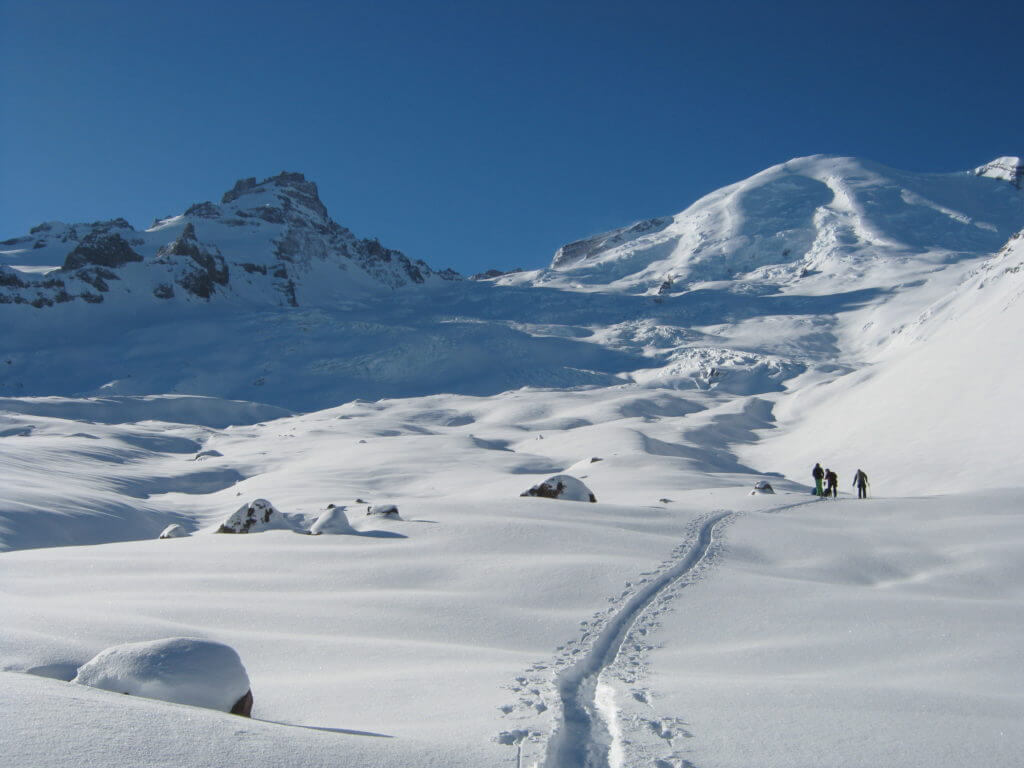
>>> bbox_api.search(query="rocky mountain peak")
[221,171,328,220]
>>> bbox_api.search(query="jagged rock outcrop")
[0,171,460,310]
[63,232,143,271]
[154,222,229,299]
[216,499,296,534]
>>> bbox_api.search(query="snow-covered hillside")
[2,155,1024,768]
[0,171,457,311]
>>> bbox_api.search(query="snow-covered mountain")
[501,154,1024,297]
[0,171,458,310]
[3,157,1022,414]
[3,155,1024,768]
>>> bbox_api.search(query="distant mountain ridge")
[2,156,1022,412]
[0,171,459,309]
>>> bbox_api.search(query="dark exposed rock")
[230,689,254,717]
[257,206,286,224]
[153,283,175,299]
[221,177,258,204]
[521,474,597,503]
[279,278,298,307]
[157,223,229,299]
[63,233,143,271]
[0,269,28,288]
[239,262,267,275]
[184,201,220,218]
[216,499,294,533]
[87,217,133,234]
[75,267,119,293]
[471,268,522,281]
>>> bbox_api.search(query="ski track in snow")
[529,510,733,768]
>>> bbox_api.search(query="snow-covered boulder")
[751,480,775,495]
[521,475,597,503]
[310,507,356,535]
[366,504,400,519]
[158,524,188,539]
[71,637,253,716]
[216,499,294,534]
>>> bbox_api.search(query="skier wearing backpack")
[853,469,869,499]
[812,462,825,496]
[825,469,838,498]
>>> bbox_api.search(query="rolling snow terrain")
[2,156,1023,767]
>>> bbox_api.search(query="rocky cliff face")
[0,172,460,309]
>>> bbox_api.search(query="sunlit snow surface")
[2,157,1024,767]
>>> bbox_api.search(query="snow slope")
[3,154,1024,767]
[743,229,1024,495]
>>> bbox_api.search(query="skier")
[853,469,869,499]
[825,468,838,498]
[812,462,825,496]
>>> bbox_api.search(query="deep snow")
[2,155,1024,767]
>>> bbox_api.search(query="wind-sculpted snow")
[524,155,1024,295]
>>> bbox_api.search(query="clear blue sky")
[2,0,1021,274]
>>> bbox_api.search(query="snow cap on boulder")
[310,507,357,535]
[216,499,294,534]
[72,637,252,715]
[521,474,597,503]
[159,524,188,539]
[751,480,775,495]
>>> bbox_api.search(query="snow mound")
[71,637,252,715]
[158,524,188,539]
[520,474,597,502]
[216,499,296,534]
[310,507,356,534]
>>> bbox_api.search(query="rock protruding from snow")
[751,480,775,495]
[159,524,188,539]
[71,637,252,715]
[366,504,400,518]
[310,507,356,535]
[216,499,294,534]
[521,474,597,503]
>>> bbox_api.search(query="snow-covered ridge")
[974,156,1023,187]
[3,155,1023,413]
[0,171,460,310]
[520,155,1024,295]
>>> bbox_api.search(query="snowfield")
[2,156,1023,767]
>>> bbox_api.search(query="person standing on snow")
[853,469,869,499]
[825,468,838,498]
[812,462,825,496]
